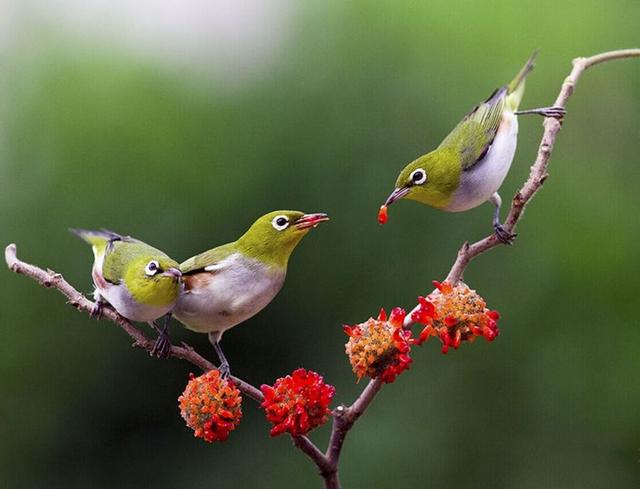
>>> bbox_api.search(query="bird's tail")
[506,50,538,111]
[69,228,120,251]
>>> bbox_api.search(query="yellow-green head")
[122,253,182,306]
[386,148,462,210]
[235,210,329,268]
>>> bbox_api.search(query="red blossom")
[411,282,501,353]
[178,370,242,443]
[344,307,413,383]
[261,369,335,437]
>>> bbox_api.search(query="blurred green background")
[1,1,639,488]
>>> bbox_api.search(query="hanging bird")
[379,51,564,243]
[71,229,183,358]
[173,210,329,376]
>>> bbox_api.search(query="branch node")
[538,172,550,185]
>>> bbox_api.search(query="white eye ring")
[410,168,427,185]
[271,215,290,231]
[145,260,160,276]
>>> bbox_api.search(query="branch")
[324,48,640,488]
[5,48,640,489]
[3,243,334,468]
[4,243,262,399]
[443,48,640,285]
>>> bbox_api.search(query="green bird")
[173,210,329,376]
[71,229,183,357]
[381,51,564,243]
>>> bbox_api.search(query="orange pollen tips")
[344,307,413,383]
[377,205,388,225]
[411,281,501,354]
[260,368,335,437]
[178,370,243,443]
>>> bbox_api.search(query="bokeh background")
[1,1,639,487]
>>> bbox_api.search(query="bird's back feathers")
[437,51,537,172]
[180,242,237,275]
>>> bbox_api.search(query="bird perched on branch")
[71,229,183,358]
[379,51,564,243]
[173,210,329,376]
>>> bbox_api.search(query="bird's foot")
[516,106,566,119]
[90,300,103,319]
[150,329,172,359]
[218,362,231,380]
[494,223,517,245]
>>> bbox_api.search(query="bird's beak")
[384,186,410,206]
[162,267,182,280]
[295,213,330,230]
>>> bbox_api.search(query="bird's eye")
[145,260,160,276]
[410,168,427,185]
[272,215,290,231]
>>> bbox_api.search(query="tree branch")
[333,48,640,488]
[5,48,639,489]
[4,243,333,468]
[4,243,264,399]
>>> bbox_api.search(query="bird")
[71,228,183,358]
[173,210,329,376]
[379,51,565,243]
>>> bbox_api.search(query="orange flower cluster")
[344,307,413,383]
[179,370,243,443]
[412,281,500,353]
[261,368,335,437]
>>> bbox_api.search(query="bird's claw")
[218,362,231,380]
[90,301,103,319]
[150,331,172,359]
[516,106,566,119]
[494,223,517,245]
[539,106,566,119]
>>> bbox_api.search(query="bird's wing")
[437,87,507,172]
[180,243,237,275]
[437,52,537,172]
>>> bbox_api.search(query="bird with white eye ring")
[71,228,183,358]
[379,51,565,241]
[173,210,329,377]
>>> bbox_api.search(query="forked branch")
[5,49,639,489]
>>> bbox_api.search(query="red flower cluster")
[179,370,242,443]
[344,307,413,383]
[261,368,335,437]
[412,281,500,354]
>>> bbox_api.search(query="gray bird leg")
[515,106,566,119]
[209,331,230,378]
[490,192,516,244]
[149,313,172,359]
